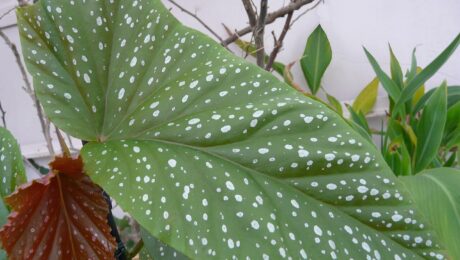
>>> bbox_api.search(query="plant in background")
[0,0,460,259]
[362,38,460,174]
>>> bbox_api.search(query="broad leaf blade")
[400,168,460,259]
[19,0,445,259]
[300,25,332,94]
[414,83,447,173]
[394,33,460,113]
[0,157,117,259]
[352,77,379,115]
[0,127,26,198]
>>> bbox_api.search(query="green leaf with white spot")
[18,0,447,259]
[140,226,188,260]
[0,128,26,199]
[400,168,460,259]
[0,128,25,259]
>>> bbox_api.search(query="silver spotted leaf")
[17,0,445,259]
[0,128,26,199]
[0,128,26,259]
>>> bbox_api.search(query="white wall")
[1,0,460,158]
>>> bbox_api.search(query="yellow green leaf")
[352,77,379,115]
[412,67,425,106]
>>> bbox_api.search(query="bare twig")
[284,61,307,94]
[290,0,323,26]
[0,100,6,127]
[254,0,268,67]
[55,127,70,157]
[222,0,315,46]
[0,6,17,21]
[167,0,224,43]
[242,0,257,27]
[266,11,293,71]
[0,29,55,156]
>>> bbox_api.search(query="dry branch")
[222,0,315,46]
[266,11,293,71]
[254,0,268,67]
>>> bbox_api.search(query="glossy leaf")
[414,83,447,173]
[400,168,460,259]
[352,77,379,115]
[363,48,400,102]
[300,25,332,94]
[0,127,27,198]
[394,33,460,113]
[0,157,116,259]
[19,0,445,258]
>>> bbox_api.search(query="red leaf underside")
[0,157,116,260]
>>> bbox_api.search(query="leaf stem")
[127,239,144,259]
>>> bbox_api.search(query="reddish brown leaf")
[0,157,116,260]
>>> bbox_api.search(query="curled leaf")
[0,157,116,259]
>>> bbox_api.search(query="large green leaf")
[18,0,445,258]
[300,25,332,95]
[0,128,26,198]
[414,84,447,173]
[400,168,460,259]
[140,227,188,260]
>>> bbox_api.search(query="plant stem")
[82,140,127,259]
[127,239,144,259]
[103,191,128,260]
[254,0,268,67]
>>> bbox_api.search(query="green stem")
[127,238,144,259]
